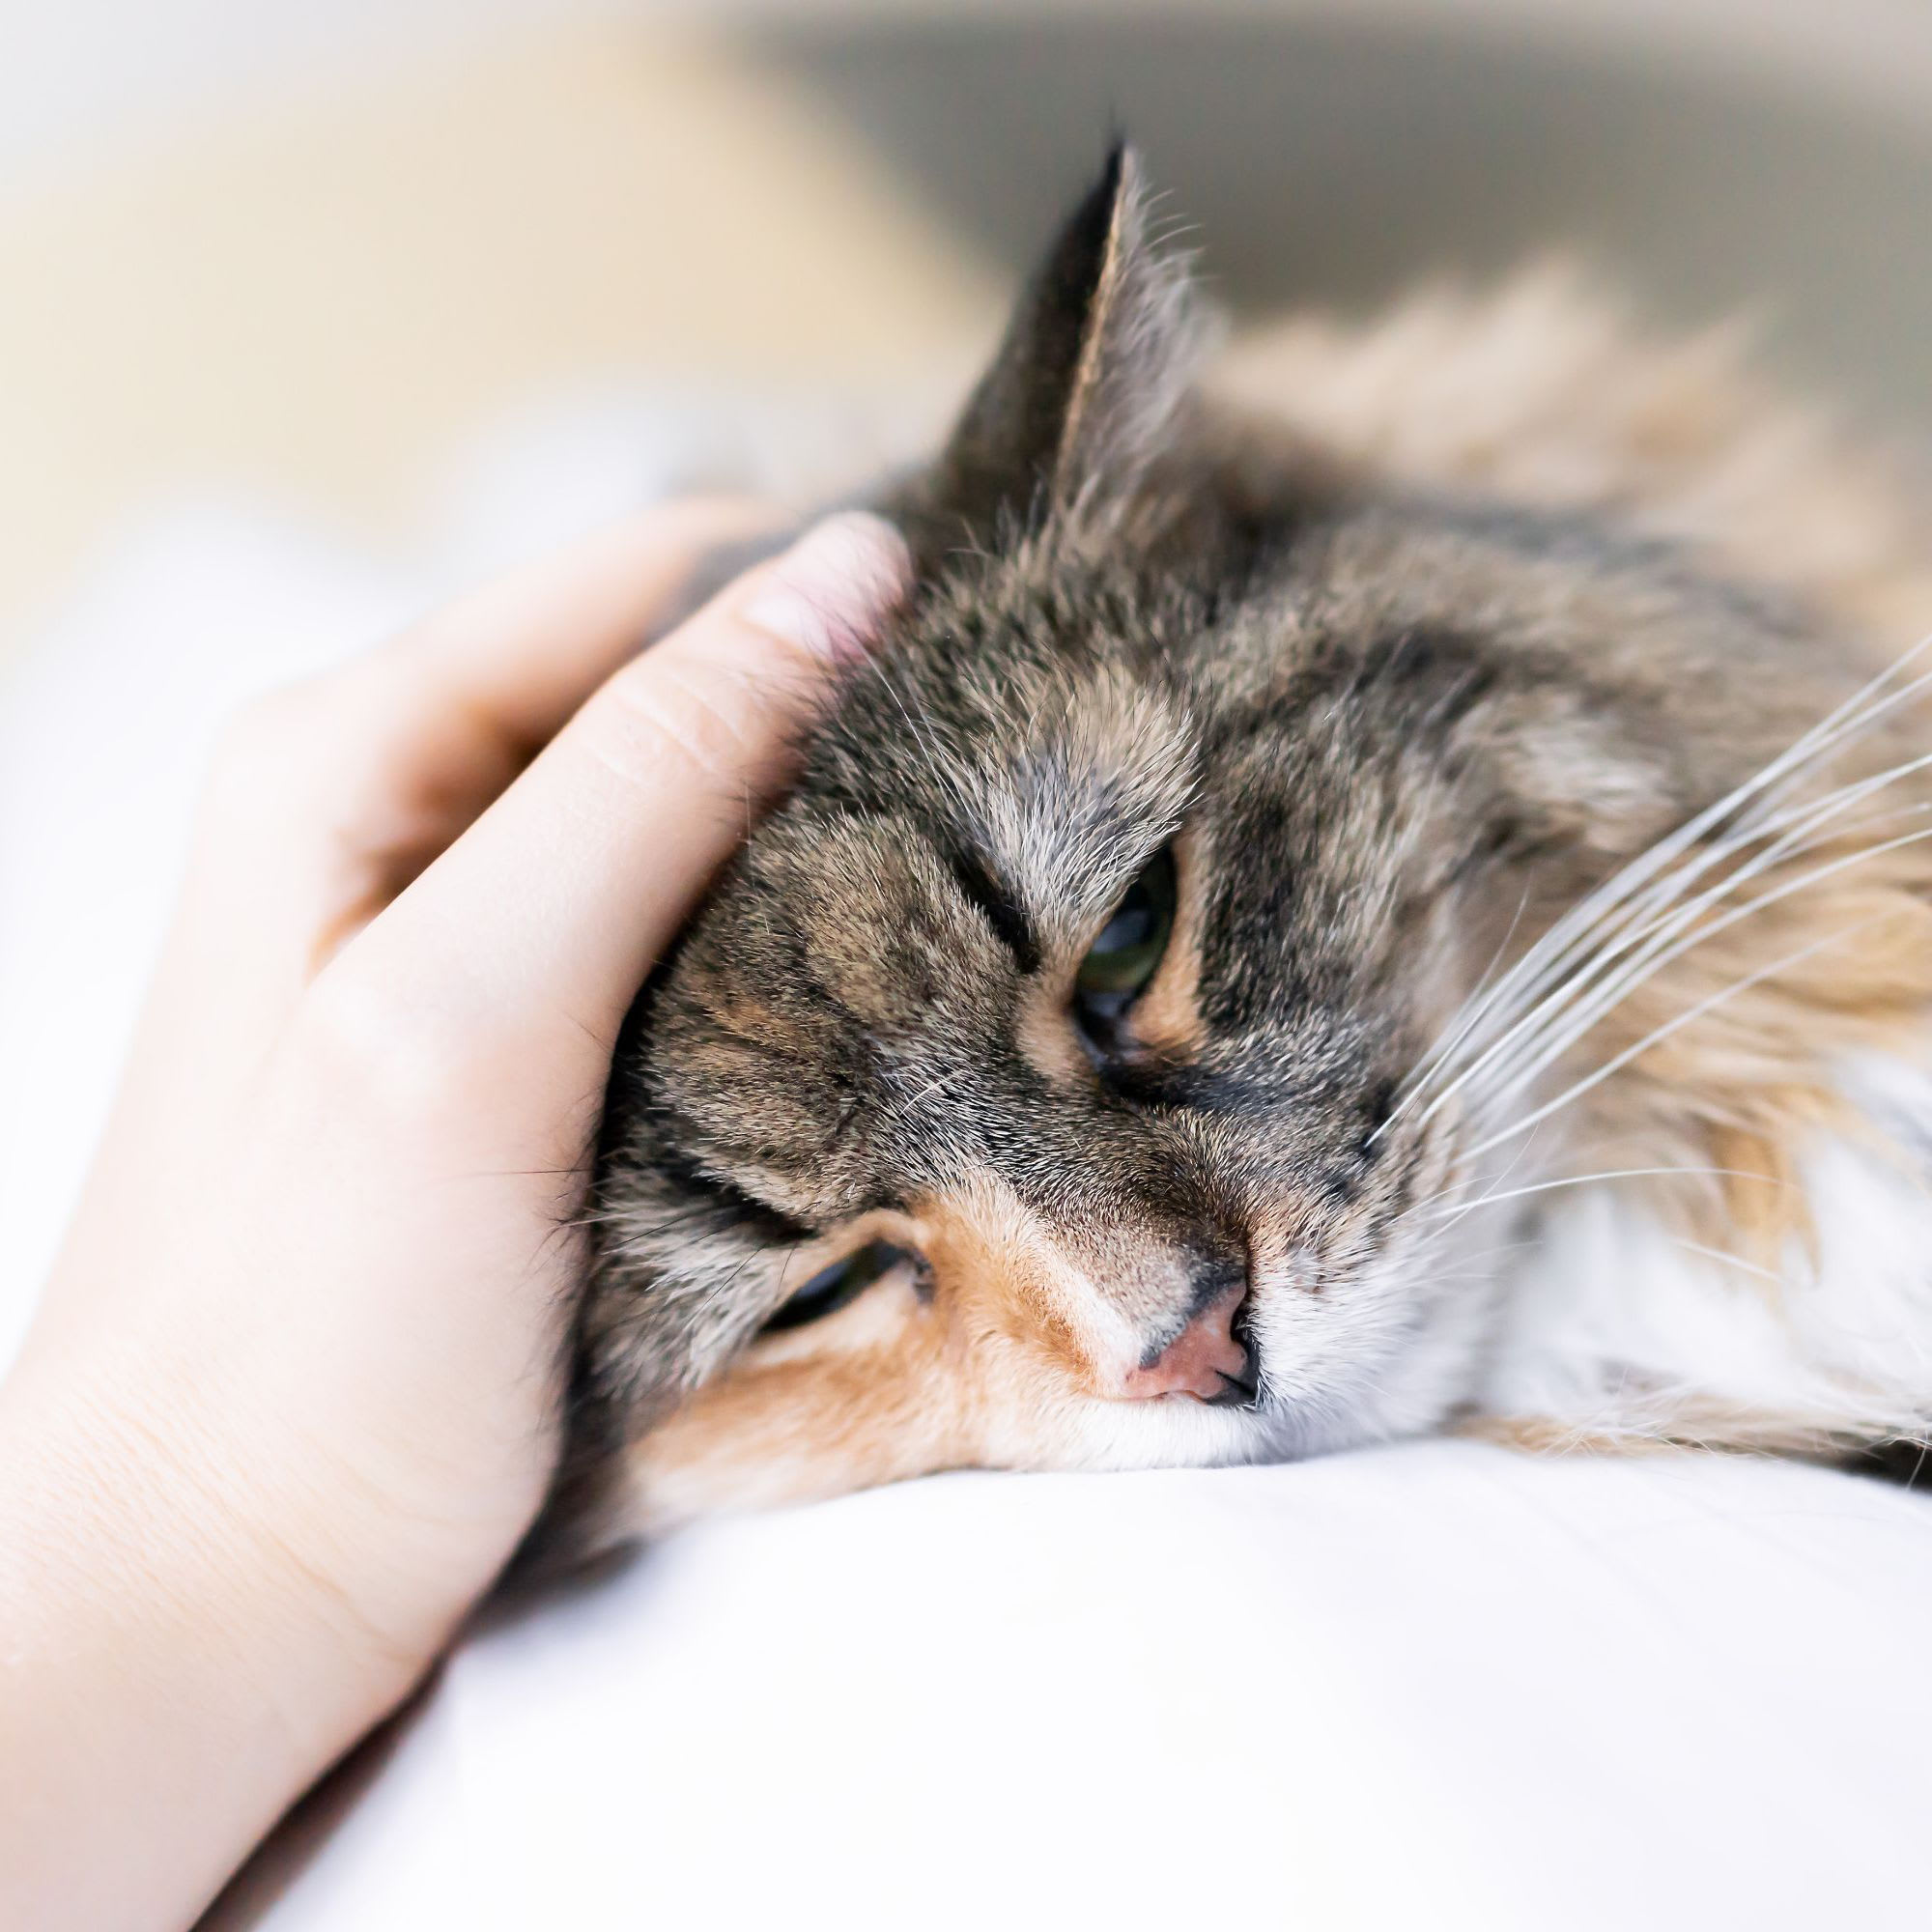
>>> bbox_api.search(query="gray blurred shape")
[743,15,1932,432]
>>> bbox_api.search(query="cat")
[531,144,1932,1561]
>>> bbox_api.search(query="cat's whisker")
[1475,811,1928,1111]
[1462,791,1932,1110]
[1462,914,1884,1166]
[1417,1244,1544,1283]
[1396,1123,1548,1228]
[1399,734,1932,1139]
[1402,1162,1508,1224]
[1668,1237,1786,1286]
[1400,885,1533,1109]
[1425,1163,1785,1230]
[1694,746,1932,867]
[1379,632,1932,1133]
[1476,823,1932,1113]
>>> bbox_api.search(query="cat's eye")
[1073,844,1178,1022]
[758,1240,914,1337]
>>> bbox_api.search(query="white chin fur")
[1478,1046,1932,1446]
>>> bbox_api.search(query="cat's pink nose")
[1121,1283,1256,1405]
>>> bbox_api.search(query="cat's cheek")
[616,1329,972,1530]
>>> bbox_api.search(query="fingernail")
[740,512,912,662]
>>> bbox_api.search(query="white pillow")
[259,1449,1932,1932]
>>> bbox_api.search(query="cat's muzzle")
[1121,1262,1257,1406]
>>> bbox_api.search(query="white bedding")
[6,440,1931,1932]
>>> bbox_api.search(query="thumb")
[331,511,912,1056]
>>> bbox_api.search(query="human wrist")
[4,1324,448,1702]
[0,1350,435,1928]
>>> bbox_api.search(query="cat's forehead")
[805,557,1208,908]
[639,570,1218,1222]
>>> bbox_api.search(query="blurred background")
[6,0,1932,664]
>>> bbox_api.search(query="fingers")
[186,498,796,987]
[203,496,789,842]
[323,512,911,1077]
[366,497,791,755]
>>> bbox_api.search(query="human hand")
[0,502,912,1930]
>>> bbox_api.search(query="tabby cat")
[535,146,1932,1558]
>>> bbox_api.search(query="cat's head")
[552,148,1824,1546]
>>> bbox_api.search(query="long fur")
[524,151,1932,1566]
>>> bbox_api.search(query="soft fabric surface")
[6,446,1931,1931]
[317,1447,1932,1931]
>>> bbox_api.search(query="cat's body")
[536,150,1932,1557]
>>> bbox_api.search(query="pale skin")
[0,503,914,1932]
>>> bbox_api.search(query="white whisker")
[1377,632,1932,1141]
[1427,1163,1783,1229]
[1406,746,1932,1139]
[1400,885,1533,1110]
[1668,1238,1786,1286]
[1463,788,1932,1110]
[1461,916,1883,1164]
[1483,824,1932,1109]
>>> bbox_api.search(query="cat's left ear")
[912,142,1208,547]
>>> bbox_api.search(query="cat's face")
[554,149,1812,1547]
[586,553,1510,1529]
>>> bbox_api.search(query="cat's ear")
[919,142,1207,544]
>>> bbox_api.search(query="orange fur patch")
[628,1178,1127,1526]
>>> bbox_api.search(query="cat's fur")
[536,147,1932,1559]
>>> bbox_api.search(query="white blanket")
[6,454,1930,1932]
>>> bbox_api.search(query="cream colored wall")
[11,0,1932,665]
[0,19,1003,658]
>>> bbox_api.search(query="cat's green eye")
[1074,844,1178,1014]
[759,1240,913,1337]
